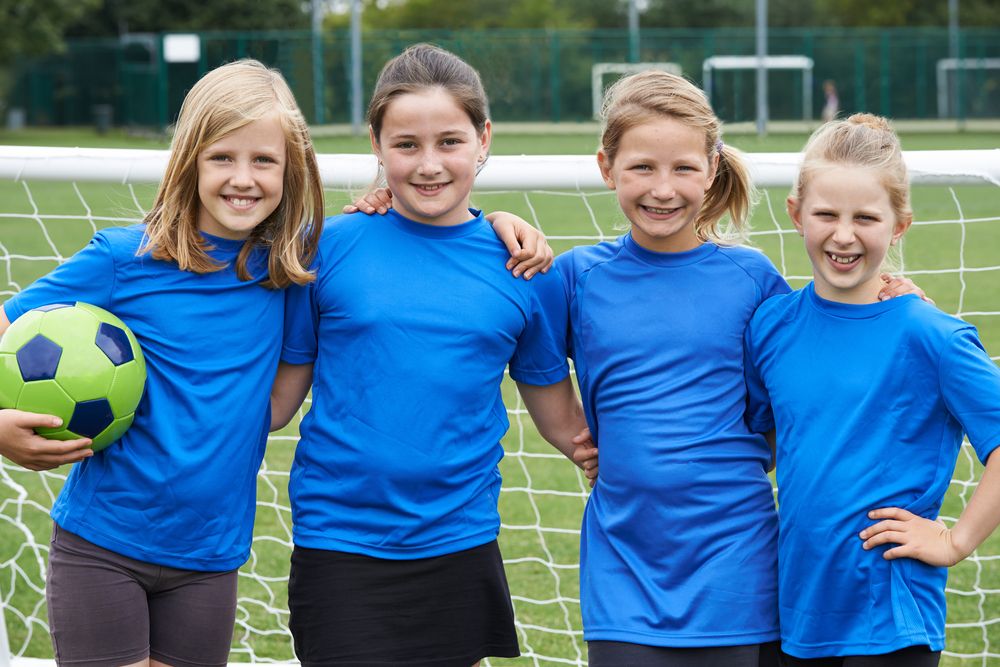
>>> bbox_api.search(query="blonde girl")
[513,70,787,667]
[0,59,321,666]
[745,114,1000,667]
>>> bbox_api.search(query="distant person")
[822,79,840,122]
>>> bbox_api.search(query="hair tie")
[715,140,724,154]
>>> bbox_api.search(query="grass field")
[0,126,999,665]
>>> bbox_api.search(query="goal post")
[703,55,814,121]
[936,58,1000,118]
[590,62,682,120]
[1,146,997,189]
[0,147,999,666]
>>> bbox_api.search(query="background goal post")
[0,147,999,666]
[590,63,683,120]
[703,55,815,121]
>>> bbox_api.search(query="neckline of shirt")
[386,208,486,239]
[805,281,919,319]
[623,232,717,267]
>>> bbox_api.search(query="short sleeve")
[281,279,319,365]
[508,268,571,386]
[939,327,1000,463]
[756,253,792,304]
[3,231,116,322]
[743,322,775,435]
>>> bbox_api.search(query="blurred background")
[1,0,997,133]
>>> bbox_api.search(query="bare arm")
[270,362,313,431]
[765,429,776,473]
[516,378,593,475]
[861,448,1000,566]
[0,304,9,335]
[484,211,554,279]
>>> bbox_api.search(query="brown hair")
[599,70,755,243]
[794,112,911,225]
[367,43,489,143]
[141,59,322,289]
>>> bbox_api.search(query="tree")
[0,0,100,64]
[67,0,311,37]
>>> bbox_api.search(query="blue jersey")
[3,225,283,571]
[281,209,567,560]
[744,284,1000,657]
[534,233,789,646]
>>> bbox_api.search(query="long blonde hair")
[600,70,755,243]
[141,59,322,289]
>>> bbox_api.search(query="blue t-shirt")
[744,283,1000,657]
[533,233,789,646]
[3,225,282,571]
[281,209,567,559]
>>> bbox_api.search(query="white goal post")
[0,147,999,666]
[1,146,998,189]
[590,62,682,120]
[936,58,1000,118]
[703,55,814,121]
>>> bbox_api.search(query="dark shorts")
[589,640,782,667]
[780,645,940,667]
[288,539,520,667]
[46,524,238,667]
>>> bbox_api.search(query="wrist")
[948,526,976,564]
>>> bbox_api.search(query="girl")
[744,114,1000,666]
[527,69,788,667]
[0,58,323,667]
[0,58,550,666]
[269,43,590,667]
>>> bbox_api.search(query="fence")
[5,27,1000,129]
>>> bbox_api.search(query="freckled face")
[598,117,717,253]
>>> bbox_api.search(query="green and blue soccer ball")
[0,303,146,451]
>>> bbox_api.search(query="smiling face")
[196,113,286,240]
[789,165,912,304]
[598,116,717,253]
[371,87,491,227]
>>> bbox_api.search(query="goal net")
[0,147,999,666]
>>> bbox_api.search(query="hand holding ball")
[0,303,146,451]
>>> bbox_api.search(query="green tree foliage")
[0,0,100,64]
[67,0,310,37]
[351,0,601,29]
[343,0,999,30]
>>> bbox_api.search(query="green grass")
[0,127,999,665]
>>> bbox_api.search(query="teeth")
[644,205,677,215]
[828,253,859,264]
[227,197,255,207]
[416,184,445,191]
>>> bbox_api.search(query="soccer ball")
[0,302,146,452]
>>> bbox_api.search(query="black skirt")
[288,540,520,667]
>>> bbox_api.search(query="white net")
[0,148,999,666]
